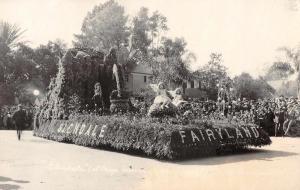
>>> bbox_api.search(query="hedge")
[34,115,271,160]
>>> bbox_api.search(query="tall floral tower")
[36,47,127,124]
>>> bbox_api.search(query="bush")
[34,114,271,160]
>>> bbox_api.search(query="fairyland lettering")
[178,126,260,144]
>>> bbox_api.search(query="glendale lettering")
[78,124,86,135]
[84,125,94,136]
[73,123,81,135]
[57,123,64,133]
[56,122,109,139]
[91,125,99,137]
[99,125,107,138]
[66,123,74,134]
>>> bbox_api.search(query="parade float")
[34,47,271,160]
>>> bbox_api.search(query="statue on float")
[92,82,104,114]
[172,88,187,107]
[148,82,176,117]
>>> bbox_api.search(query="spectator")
[12,104,27,140]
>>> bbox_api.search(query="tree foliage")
[276,80,297,97]
[0,26,66,107]
[278,46,300,72]
[73,0,130,51]
[148,11,168,51]
[153,37,193,85]
[234,73,275,100]
[276,45,300,98]
[73,3,191,88]
[194,53,229,100]
[34,40,66,87]
[0,21,25,50]
[265,61,295,80]
[131,7,151,54]
[130,7,168,55]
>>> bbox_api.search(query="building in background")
[124,62,153,96]
[183,77,208,100]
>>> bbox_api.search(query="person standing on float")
[12,104,27,140]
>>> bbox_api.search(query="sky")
[1,0,300,77]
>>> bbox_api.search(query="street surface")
[0,130,300,190]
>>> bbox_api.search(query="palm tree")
[0,21,25,83]
[0,21,25,50]
[278,46,300,98]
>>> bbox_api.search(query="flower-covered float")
[34,47,271,160]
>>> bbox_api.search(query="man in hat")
[12,104,27,140]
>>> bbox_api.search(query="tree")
[0,21,25,82]
[265,61,295,81]
[129,7,170,83]
[153,37,193,86]
[130,7,168,55]
[73,0,130,52]
[194,53,229,100]
[13,44,42,92]
[0,21,25,51]
[0,22,66,107]
[234,73,275,100]
[0,38,66,107]
[131,7,151,54]
[276,80,297,97]
[148,11,168,52]
[47,39,67,58]
[34,40,67,89]
[0,21,26,106]
[278,45,300,98]
[1,44,41,106]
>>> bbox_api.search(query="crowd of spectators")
[0,105,34,130]
[178,96,300,136]
[2,91,299,137]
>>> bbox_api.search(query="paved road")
[0,130,300,190]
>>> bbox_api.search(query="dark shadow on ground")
[174,148,298,166]
[0,176,29,183]
[0,176,29,190]
[0,184,21,190]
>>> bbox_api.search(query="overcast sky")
[1,0,300,77]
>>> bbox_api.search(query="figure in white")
[148,82,175,117]
[172,88,187,107]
